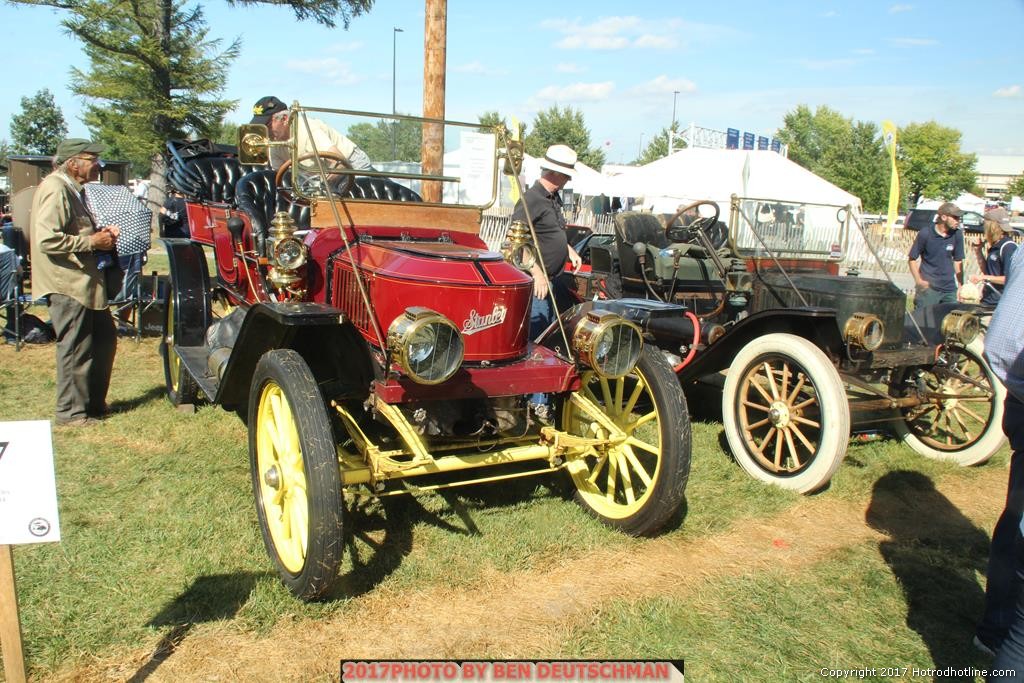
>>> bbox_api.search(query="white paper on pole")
[0,420,61,545]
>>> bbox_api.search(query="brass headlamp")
[941,310,980,346]
[572,311,644,379]
[501,220,537,272]
[266,211,308,298]
[844,312,885,351]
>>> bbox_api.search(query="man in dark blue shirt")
[908,202,964,310]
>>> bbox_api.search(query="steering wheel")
[664,200,721,244]
[275,151,354,202]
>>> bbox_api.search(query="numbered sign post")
[0,420,62,683]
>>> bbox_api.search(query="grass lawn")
[0,273,1012,680]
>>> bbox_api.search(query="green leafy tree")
[818,121,889,213]
[11,0,373,217]
[896,121,976,205]
[0,139,11,172]
[347,117,422,162]
[524,105,605,170]
[775,104,850,171]
[634,122,685,165]
[9,89,68,155]
[477,111,526,139]
[210,120,240,148]
[1005,175,1024,201]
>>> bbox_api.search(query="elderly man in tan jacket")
[30,138,120,426]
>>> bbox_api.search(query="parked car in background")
[904,208,984,233]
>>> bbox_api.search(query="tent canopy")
[606,148,862,213]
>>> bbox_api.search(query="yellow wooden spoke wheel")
[249,349,344,600]
[562,346,690,536]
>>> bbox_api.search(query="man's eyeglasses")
[75,155,105,169]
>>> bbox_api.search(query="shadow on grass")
[111,385,166,413]
[866,470,991,674]
[129,571,266,682]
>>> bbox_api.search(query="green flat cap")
[55,138,105,165]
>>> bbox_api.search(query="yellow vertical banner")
[508,116,522,205]
[882,120,900,238]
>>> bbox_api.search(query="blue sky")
[2,0,1022,164]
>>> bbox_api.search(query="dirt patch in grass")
[54,465,1008,682]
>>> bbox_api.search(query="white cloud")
[557,34,630,50]
[995,85,1022,98]
[533,81,615,103]
[556,63,585,74]
[889,4,913,13]
[890,37,937,47]
[543,15,680,51]
[285,58,362,86]
[629,75,698,97]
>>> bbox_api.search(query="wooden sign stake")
[0,544,27,683]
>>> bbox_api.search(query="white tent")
[607,148,862,213]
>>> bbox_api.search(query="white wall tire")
[722,333,850,494]
[893,338,1006,466]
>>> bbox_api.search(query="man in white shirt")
[250,95,374,171]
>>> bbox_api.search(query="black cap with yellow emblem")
[250,96,287,125]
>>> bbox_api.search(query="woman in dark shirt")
[971,208,1017,306]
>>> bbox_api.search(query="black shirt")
[510,180,567,278]
[982,237,1018,305]
[908,225,964,293]
[161,196,188,238]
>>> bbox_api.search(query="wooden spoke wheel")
[561,346,691,536]
[893,338,1005,466]
[723,333,849,493]
[249,349,344,601]
[161,270,200,406]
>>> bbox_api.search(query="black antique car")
[570,197,1004,493]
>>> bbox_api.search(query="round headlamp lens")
[274,237,306,270]
[388,308,464,384]
[573,312,643,379]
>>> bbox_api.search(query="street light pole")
[392,26,404,159]
[667,90,680,157]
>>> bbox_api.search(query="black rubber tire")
[562,346,691,536]
[161,269,200,406]
[248,349,344,601]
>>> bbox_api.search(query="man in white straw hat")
[510,143,582,339]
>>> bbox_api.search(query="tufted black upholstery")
[167,157,257,205]
[235,170,310,255]
[234,171,423,255]
[342,176,422,203]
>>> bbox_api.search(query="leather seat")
[614,212,669,290]
[168,156,256,205]
[235,171,423,255]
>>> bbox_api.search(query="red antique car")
[161,105,692,600]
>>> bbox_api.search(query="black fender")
[673,308,844,382]
[215,302,374,409]
[161,238,212,346]
[535,297,690,357]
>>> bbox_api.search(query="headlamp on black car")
[572,311,643,379]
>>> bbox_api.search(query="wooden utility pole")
[421,0,446,202]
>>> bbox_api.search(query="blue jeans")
[113,252,145,303]
[980,396,1024,647]
[991,537,1024,680]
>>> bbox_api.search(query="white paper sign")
[0,421,61,545]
